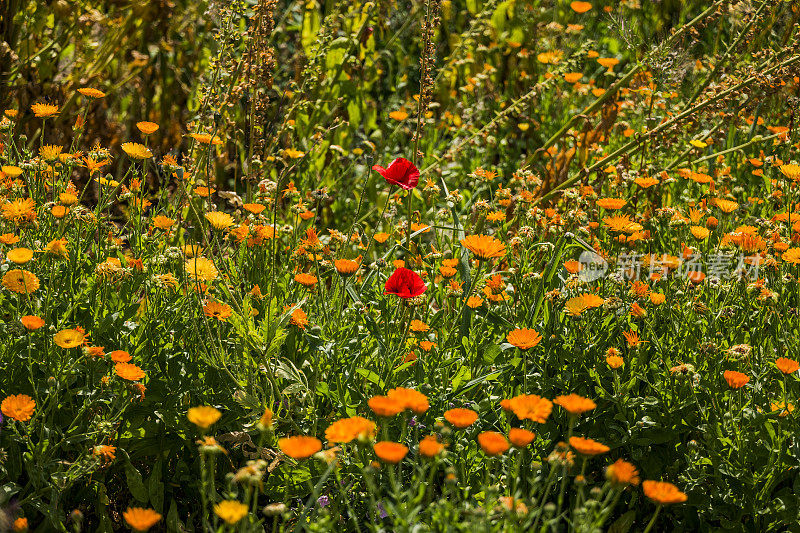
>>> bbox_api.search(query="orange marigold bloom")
[136,121,159,135]
[570,1,592,13]
[109,350,132,363]
[466,296,484,308]
[596,198,626,210]
[419,435,445,457]
[508,428,536,447]
[335,258,360,277]
[723,370,749,389]
[387,387,429,414]
[123,507,162,531]
[642,480,687,505]
[54,328,85,349]
[444,408,478,428]
[506,328,542,350]
[325,416,376,443]
[374,441,409,463]
[460,235,507,260]
[187,406,222,429]
[294,272,318,287]
[506,394,553,423]
[20,315,44,331]
[409,319,429,333]
[189,133,223,145]
[368,396,404,417]
[781,248,800,264]
[279,436,322,459]
[78,87,106,98]
[1,394,36,422]
[203,300,233,321]
[115,362,146,381]
[31,102,58,117]
[205,211,234,230]
[554,394,596,416]
[121,142,153,159]
[606,459,640,486]
[569,436,609,456]
[776,357,799,374]
[478,431,510,456]
[2,269,40,294]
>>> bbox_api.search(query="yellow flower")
[2,198,36,226]
[7,248,33,264]
[54,329,85,348]
[31,102,59,118]
[204,211,234,230]
[46,238,69,258]
[283,148,305,159]
[187,406,222,429]
[2,269,40,294]
[189,133,223,145]
[214,500,249,525]
[185,257,218,282]
[1,394,36,422]
[136,121,159,135]
[121,142,153,159]
[779,163,800,181]
[389,110,409,120]
[123,507,162,531]
[77,88,106,98]
[460,235,506,260]
[1,165,22,178]
[39,145,63,161]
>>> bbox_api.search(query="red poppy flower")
[384,267,426,298]
[372,158,420,190]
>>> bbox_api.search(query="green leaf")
[124,458,149,503]
[609,510,636,533]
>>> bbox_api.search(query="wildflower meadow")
[2,0,800,531]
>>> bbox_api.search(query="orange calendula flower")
[776,357,799,374]
[508,428,536,447]
[460,235,507,260]
[554,394,596,416]
[596,198,626,210]
[1,394,36,422]
[478,431,510,456]
[2,269,39,294]
[3,198,37,226]
[569,436,609,456]
[374,441,409,463]
[189,133,223,145]
[205,211,234,230]
[54,328,85,349]
[7,248,33,264]
[335,258,360,277]
[20,315,45,331]
[368,396,404,417]
[109,350,132,363]
[606,354,623,369]
[187,406,222,429]
[387,387,429,414]
[570,1,592,13]
[781,248,800,264]
[136,121,159,135]
[185,257,218,282]
[121,142,153,159]
[78,87,106,98]
[506,328,542,350]
[31,102,58,117]
[115,362,146,381]
[466,295,484,308]
[294,272,318,287]
[606,459,640,486]
[203,300,232,321]
[444,408,478,428]
[723,370,749,389]
[642,480,688,505]
[325,416,377,443]
[279,436,322,459]
[419,435,445,457]
[506,394,553,423]
[123,507,162,531]
[214,500,248,525]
